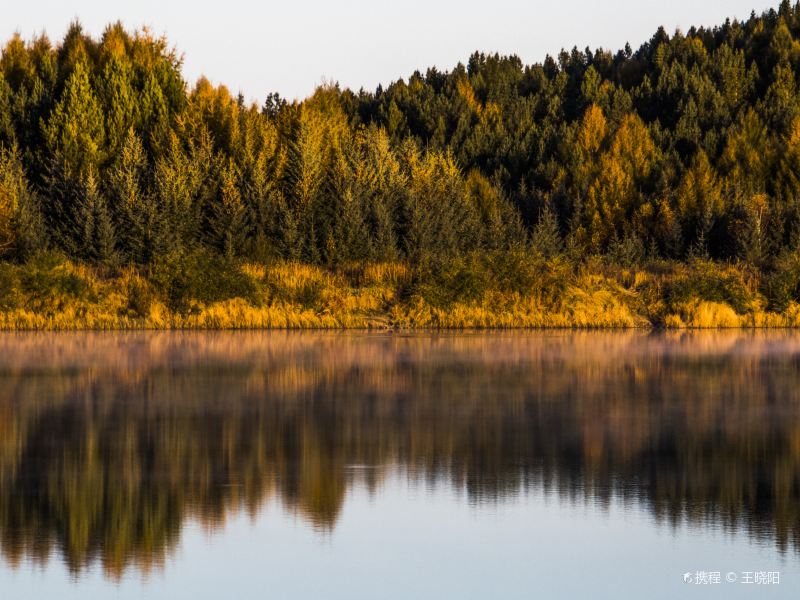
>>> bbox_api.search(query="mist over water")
[0,331,798,598]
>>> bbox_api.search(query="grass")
[0,252,800,329]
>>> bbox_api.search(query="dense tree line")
[350,0,800,265]
[4,4,800,272]
[0,22,522,272]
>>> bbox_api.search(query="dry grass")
[1,256,800,330]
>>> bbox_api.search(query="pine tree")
[360,127,403,262]
[97,55,137,158]
[0,145,47,259]
[236,105,282,260]
[282,104,329,263]
[401,148,481,265]
[719,109,770,202]
[42,59,105,176]
[0,150,18,255]
[108,130,162,263]
[77,169,116,264]
[208,160,248,259]
[531,204,563,259]
[0,74,16,148]
[42,150,82,254]
[369,197,398,262]
[154,130,208,254]
[678,150,723,255]
[274,192,302,261]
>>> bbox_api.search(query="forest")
[4,3,800,327]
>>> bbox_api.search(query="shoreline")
[3,256,800,331]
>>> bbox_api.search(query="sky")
[0,0,780,103]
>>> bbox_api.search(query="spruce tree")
[0,145,47,259]
[208,160,248,259]
[108,130,162,264]
[42,59,105,176]
[97,55,137,158]
[531,204,564,259]
[77,169,116,264]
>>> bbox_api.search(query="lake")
[0,331,798,599]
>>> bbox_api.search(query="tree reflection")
[0,331,799,578]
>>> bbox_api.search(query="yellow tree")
[585,113,656,249]
[570,104,607,249]
[775,117,800,208]
[280,85,350,262]
[719,109,771,202]
[351,126,406,261]
[573,104,607,191]
[0,152,18,254]
[677,150,723,252]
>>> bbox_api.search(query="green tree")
[97,55,137,157]
[108,130,162,264]
[42,59,105,176]
[0,145,47,259]
[77,169,116,263]
[208,159,248,259]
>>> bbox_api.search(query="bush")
[663,261,753,314]
[414,254,489,308]
[0,264,20,310]
[487,250,537,295]
[264,263,327,309]
[151,250,261,313]
[127,276,155,318]
[18,252,92,306]
[606,233,645,268]
[763,252,800,312]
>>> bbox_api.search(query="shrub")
[488,250,538,295]
[763,252,800,312]
[414,254,489,308]
[151,250,261,313]
[264,263,327,308]
[18,252,92,306]
[127,276,155,318]
[606,233,645,268]
[663,260,753,314]
[0,264,20,310]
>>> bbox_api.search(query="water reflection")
[0,331,799,579]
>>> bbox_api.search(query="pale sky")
[0,1,779,103]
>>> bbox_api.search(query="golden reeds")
[1,257,800,329]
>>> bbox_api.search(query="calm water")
[0,331,799,599]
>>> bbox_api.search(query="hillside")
[2,4,800,328]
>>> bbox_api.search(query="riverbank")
[1,253,799,330]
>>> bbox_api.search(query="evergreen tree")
[154,131,208,254]
[108,130,161,264]
[208,160,248,259]
[678,150,723,255]
[531,204,563,259]
[42,150,82,254]
[77,169,116,264]
[97,54,137,157]
[0,145,47,259]
[42,59,105,176]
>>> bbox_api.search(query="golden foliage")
[0,256,799,330]
[577,104,607,156]
[677,150,723,221]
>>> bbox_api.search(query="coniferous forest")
[6,4,800,327]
